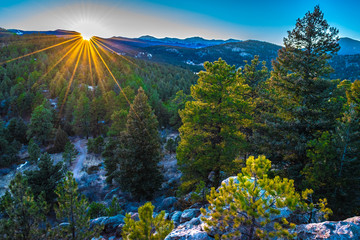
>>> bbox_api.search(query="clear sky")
[0,0,359,45]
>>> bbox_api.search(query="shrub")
[122,202,174,240]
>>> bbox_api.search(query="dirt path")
[73,138,88,179]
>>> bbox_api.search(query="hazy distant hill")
[7,29,79,37]
[137,35,240,48]
[0,28,14,37]
[2,28,360,80]
[338,37,360,55]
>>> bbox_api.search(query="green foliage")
[7,118,28,144]
[54,172,101,240]
[108,109,128,136]
[303,83,360,218]
[72,92,91,138]
[164,136,179,153]
[111,87,163,200]
[27,104,54,145]
[0,120,20,168]
[201,155,332,240]
[190,180,210,204]
[122,202,174,240]
[87,136,105,154]
[88,202,107,219]
[0,174,48,240]
[88,197,122,219]
[103,137,118,184]
[106,196,122,216]
[177,58,253,189]
[259,6,342,184]
[166,90,193,129]
[53,127,69,153]
[62,142,77,165]
[28,138,41,164]
[25,152,65,204]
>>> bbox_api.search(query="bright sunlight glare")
[81,34,92,41]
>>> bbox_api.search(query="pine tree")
[25,153,65,204]
[54,172,101,240]
[122,202,174,240]
[0,120,20,168]
[62,142,77,165]
[177,58,253,190]
[72,92,91,138]
[7,118,28,144]
[115,87,162,200]
[201,155,332,240]
[260,5,342,181]
[53,127,69,153]
[27,104,54,145]
[28,138,41,164]
[303,80,360,218]
[0,174,48,240]
[103,137,119,184]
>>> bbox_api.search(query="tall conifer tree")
[115,87,162,200]
[260,6,342,181]
[177,58,253,189]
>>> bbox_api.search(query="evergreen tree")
[303,81,360,218]
[0,120,20,168]
[177,58,253,190]
[201,155,332,240]
[27,104,54,145]
[114,87,162,200]
[72,92,91,138]
[260,5,342,181]
[7,118,28,144]
[54,172,100,240]
[122,202,174,240]
[25,153,65,204]
[53,127,69,153]
[103,137,119,184]
[108,109,128,136]
[62,142,77,165]
[28,138,41,164]
[0,174,48,240]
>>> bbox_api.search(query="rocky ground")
[1,133,360,239]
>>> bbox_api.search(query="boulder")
[180,209,201,223]
[165,219,213,240]
[294,216,360,239]
[91,214,125,233]
[171,211,183,226]
[159,197,178,211]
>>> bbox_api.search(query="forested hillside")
[0,5,360,240]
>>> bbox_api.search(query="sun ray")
[0,36,82,65]
[88,39,107,93]
[85,41,95,93]
[92,37,139,68]
[39,38,83,82]
[89,39,151,138]
[59,41,85,115]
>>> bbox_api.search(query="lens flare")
[81,34,92,41]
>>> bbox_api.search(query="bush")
[87,136,104,154]
[122,202,174,240]
[88,202,107,219]
[201,155,332,240]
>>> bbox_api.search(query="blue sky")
[0,0,359,45]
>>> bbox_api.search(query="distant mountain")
[338,37,360,55]
[7,29,79,37]
[137,35,240,48]
[0,28,14,37]
[2,28,360,80]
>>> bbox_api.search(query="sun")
[81,34,92,41]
